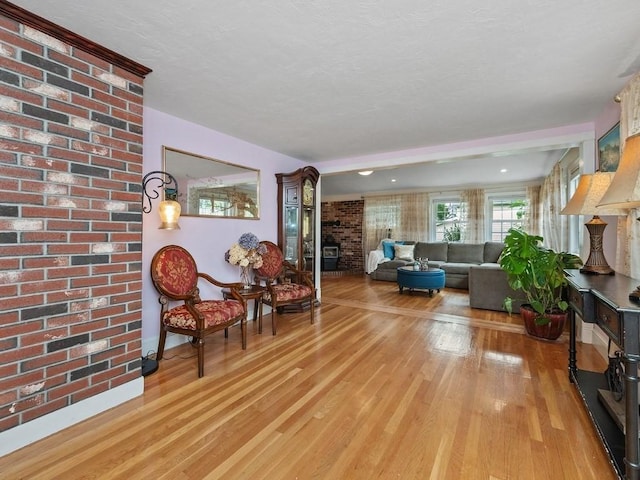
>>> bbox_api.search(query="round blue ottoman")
[397,266,446,296]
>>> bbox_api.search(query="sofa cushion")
[394,244,415,262]
[484,242,505,263]
[414,242,448,262]
[381,240,396,259]
[441,262,473,275]
[447,243,484,264]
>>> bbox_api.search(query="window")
[433,199,465,242]
[566,164,582,255]
[488,196,528,241]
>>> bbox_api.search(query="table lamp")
[560,171,627,274]
[598,133,640,299]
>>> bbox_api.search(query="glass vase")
[240,266,251,290]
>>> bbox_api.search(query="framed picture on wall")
[598,122,621,172]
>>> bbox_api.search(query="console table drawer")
[595,299,621,346]
[567,284,584,317]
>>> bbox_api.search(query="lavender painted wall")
[594,100,622,269]
[141,108,304,353]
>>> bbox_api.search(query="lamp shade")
[560,172,627,216]
[598,133,640,209]
[157,199,181,230]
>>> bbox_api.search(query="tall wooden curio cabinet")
[276,166,320,288]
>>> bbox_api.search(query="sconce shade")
[598,133,640,209]
[158,199,181,230]
[560,172,627,216]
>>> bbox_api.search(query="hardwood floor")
[0,275,616,479]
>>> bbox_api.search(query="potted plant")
[498,228,583,340]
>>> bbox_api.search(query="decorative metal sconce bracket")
[142,171,179,213]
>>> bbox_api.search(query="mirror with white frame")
[163,146,260,219]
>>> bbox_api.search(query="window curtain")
[460,188,485,243]
[615,72,640,277]
[539,162,569,251]
[525,185,542,236]
[363,192,430,253]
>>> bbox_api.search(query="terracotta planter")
[519,304,567,341]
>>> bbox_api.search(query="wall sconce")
[142,171,181,230]
[560,172,627,274]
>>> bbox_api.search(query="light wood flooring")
[0,275,617,479]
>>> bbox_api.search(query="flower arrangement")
[225,232,266,269]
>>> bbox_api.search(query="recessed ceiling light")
[500,168,508,173]
[358,170,373,176]
[391,179,397,182]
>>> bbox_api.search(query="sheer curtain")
[525,185,542,236]
[363,192,430,253]
[539,162,569,251]
[460,188,485,242]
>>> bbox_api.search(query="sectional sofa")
[368,240,522,312]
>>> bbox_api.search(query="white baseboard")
[0,377,143,458]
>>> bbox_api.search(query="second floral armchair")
[253,241,315,334]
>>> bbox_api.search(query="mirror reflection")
[163,146,260,219]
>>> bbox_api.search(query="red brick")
[69,319,108,335]
[90,325,126,341]
[46,313,89,328]
[71,70,109,92]
[91,305,126,320]
[69,232,108,243]
[71,276,108,288]
[1,56,44,80]
[48,378,89,401]
[21,396,68,424]
[72,381,109,403]
[110,369,140,388]
[48,50,90,74]
[46,219,90,231]
[21,231,68,243]
[47,266,90,279]
[111,149,141,163]
[21,279,68,295]
[111,129,142,144]
[0,27,44,54]
[47,98,89,119]
[0,414,19,431]
[0,190,43,205]
[0,244,44,256]
[0,311,19,326]
[69,185,109,199]
[1,294,44,310]
[0,138,44,156]
[20,350,67,372]
[0,258,20,270]
[0,344,44,365]
[22,206,70,219]
[46,243,89,255]
[22,256,69,269]
[70,93,110,115]
[1,372,47,397]
[47,357,87,377]
[48,147,90,164]
[0,320,44,340]
[92,89,127,110]
[0,83,44,106]
[70,209,109,221]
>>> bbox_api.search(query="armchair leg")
[196,337,205,378]
[157,328,167,360]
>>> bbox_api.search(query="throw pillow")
[382,240,395,259]
[394,244,415,262]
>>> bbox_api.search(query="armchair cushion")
[152,245,198,296]
[264,283,313,303]
[163,300,244,330]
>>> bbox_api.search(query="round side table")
[222,285,269,334]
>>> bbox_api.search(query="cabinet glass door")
[303,207,314,273]
[284,206,299,265]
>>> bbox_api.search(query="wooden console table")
[566,269,640,480]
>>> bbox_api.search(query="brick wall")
[0,12,147,434]
[320,200,364,272]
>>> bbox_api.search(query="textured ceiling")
[9,0,640,195]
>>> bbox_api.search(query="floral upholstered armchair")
[253,241,315,334]
[150,244,247,378]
